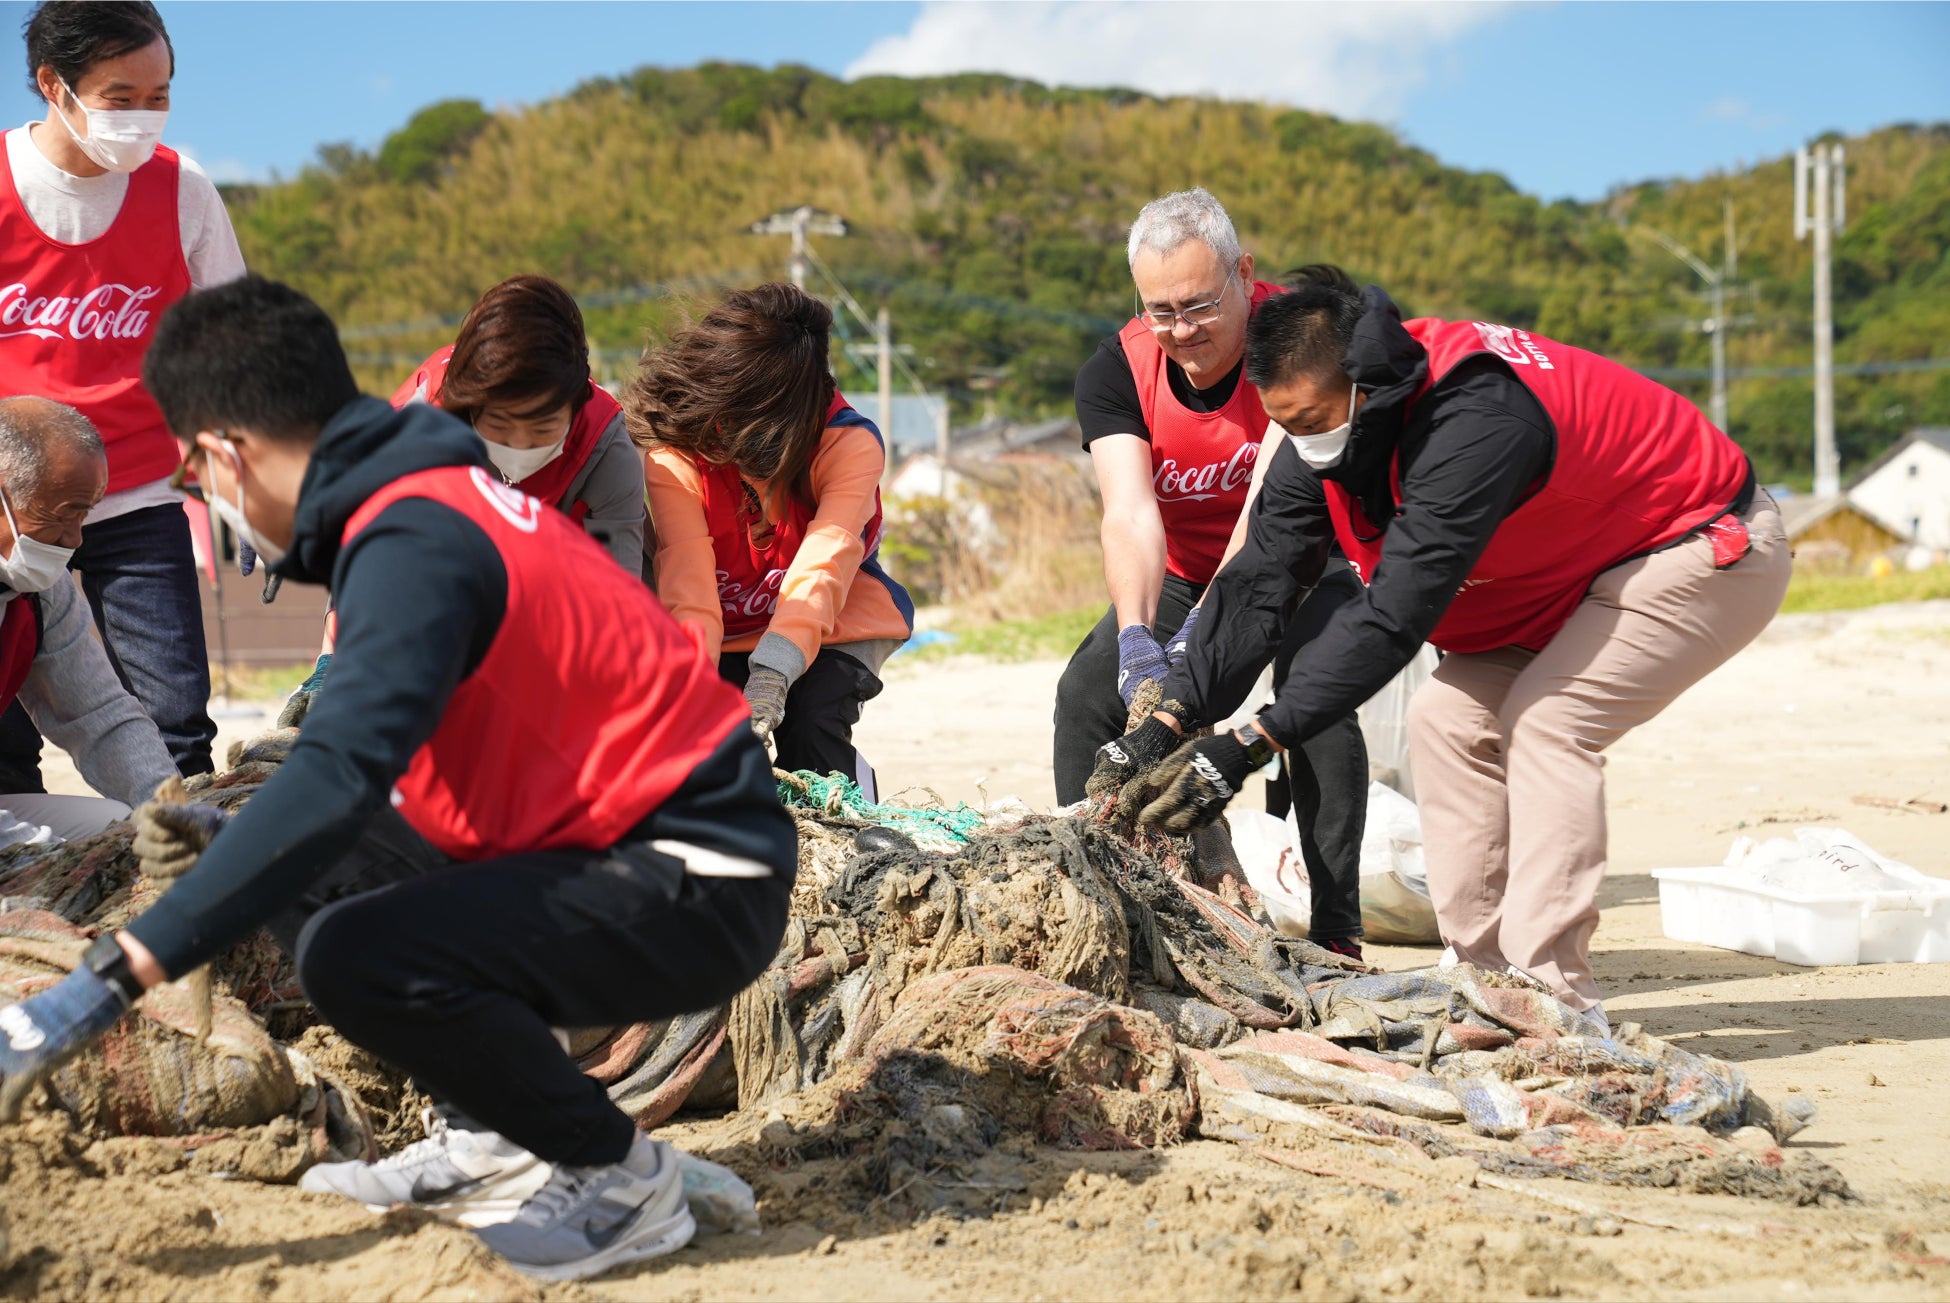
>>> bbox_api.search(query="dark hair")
[1244,264,1364,389]
[24,1,173,100]
[144,275,359,444]
[438,275,591,422]
[622,282,834,510]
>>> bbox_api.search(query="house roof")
[1847,427,1950,491]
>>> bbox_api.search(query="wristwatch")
[1233,721,1276,769]
[82,934,140,1010]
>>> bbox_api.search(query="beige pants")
[1407,494,1791,1009]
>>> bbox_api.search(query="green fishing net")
[774,770,986,850]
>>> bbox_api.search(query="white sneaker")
[299,1108,548,1228]
[476,1135,695,1282]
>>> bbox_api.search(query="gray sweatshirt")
[557,411,647,578]
[5,578,177,807]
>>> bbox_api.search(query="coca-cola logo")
[0,281,162,343]
[1155,440,1258,503]
[718,567,786,621]
[468,466,543,533]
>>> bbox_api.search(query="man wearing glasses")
[1054,188,1368,960]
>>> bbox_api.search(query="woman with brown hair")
[626,282,912,781]
[392,274,644,574]
[283,275,645,724]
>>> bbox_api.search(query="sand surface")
[6,601,1950,1301]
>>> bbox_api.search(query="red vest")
[342,466,748,861]
[0,144,191,494]
[1117,280,1282,584]
[1325,318,1752,654]
[390,345,621,524]
[699,393,886,641]
[0,595,39,713]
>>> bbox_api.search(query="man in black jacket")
[1093,267,1787,1019]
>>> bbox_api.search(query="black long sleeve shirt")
[1163,290,1556,749]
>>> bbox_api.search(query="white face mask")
[208,437,287,568]
[1287,385,1360,471]
[0,486,74,594]
[482,436,566,485]
[56,80,167,173]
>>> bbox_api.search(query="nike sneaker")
[299,1107,547,1227]
[476,1135,695,1282]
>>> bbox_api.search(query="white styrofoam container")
[1653,868,1950,966]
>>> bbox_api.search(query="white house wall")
[1848,440,1950,551]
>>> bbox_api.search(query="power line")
[1637,356,1950,383]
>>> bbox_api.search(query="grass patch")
[208,661,313,703]
[1780,566,1950,615]
[902,604,1102,664]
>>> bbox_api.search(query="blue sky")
[0,1,1942,201]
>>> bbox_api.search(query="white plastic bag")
[1357,645,1438,799]
[1724,827,1948,898]
[675,1149,761,1236]
[1226,809,1312,936]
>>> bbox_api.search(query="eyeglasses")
[167,442,202,491]
[1138,273,1235,333]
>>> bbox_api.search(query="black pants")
[0,504,217,791]
[290,728,795,1167]
[718,647,883,778]
[1051,561,1369,942]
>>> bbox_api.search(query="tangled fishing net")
[0,741,1848,1209]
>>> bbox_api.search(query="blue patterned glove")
[1164,603,1202,667]
[1115,625,1170,707]
[0,945,136,1122]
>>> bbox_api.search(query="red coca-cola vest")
[1325,319,1753,654]
[699,393,888,640]
[390,345,621,524]
[0,143,191,494]
[341,466,748,861]
[0,595,40,714]
[1118,279,1282,584]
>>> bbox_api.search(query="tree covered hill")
[222,63,1950,484]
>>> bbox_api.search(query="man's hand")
[131,797,231,881]
[1115,625,1170,708]
[1085,713,1181,803]
[744,666,789,744]
[1138,731,1256,835]
[0,947,135,1122]
[275,653,333,730]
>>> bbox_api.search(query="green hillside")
[221,64,1950,484]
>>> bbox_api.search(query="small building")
[1847,427,1950,552]
[1779,493,1906,572]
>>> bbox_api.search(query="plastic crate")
[1653,867,1950,967]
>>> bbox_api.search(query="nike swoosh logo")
[582,1202,643,1250]
[410,1172,488,1203]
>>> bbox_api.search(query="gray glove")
[131,798,232,881]
[744,666,789,743]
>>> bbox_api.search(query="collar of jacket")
[275,395,492,588]
[1318,285,1431,528]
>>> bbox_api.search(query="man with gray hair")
[0,396,176,845]
[1054,187,1370,958]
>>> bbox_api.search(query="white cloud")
[171,143,265,186]
[846,1,1513,122]
[1700,96,1785,130]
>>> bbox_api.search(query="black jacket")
[127,398,508,976]
[1162,288,1556,749]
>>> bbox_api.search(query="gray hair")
[0,397,104,503]
[1126,187,1242,271]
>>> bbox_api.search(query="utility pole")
[876,308,894,486]
[748,205,848,289]
[1796,142,1845,497]
[1638,216,1735,435]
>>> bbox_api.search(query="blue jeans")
[0,503,215,788]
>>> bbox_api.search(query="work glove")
[0,944,136,1122]
[744,666,790,744]
[1163,603,1202,668]
[1115,625,1170,708]
[238,540,257,576]
[1085,714,1182,803]
[1138,731,1257,835]
[275,653,333,730]
[131,797,232,881]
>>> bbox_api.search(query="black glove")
[0,937,137,1121]
[1085,714,1182,804]
[1139,731,1256,835]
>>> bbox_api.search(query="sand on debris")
[5,601,1950,1301]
